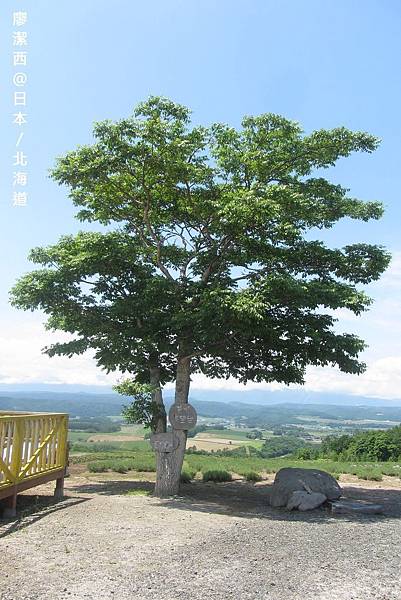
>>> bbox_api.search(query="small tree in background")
[10,96,390,496]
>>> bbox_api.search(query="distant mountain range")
[1,385,401,428]
[0,382,400,407]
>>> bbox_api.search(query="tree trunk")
[153,354,191,498]
[150,365,166,434]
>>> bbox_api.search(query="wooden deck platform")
[0,411,69,517]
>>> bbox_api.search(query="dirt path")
[1,475,401,600]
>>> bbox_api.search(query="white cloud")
[0,316,120,387]
[302,357,401,400]
[183,356,401,400]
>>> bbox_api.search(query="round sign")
[150,432,180,453]
[168,403,197,430]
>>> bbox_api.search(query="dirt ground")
[1,472,401,600]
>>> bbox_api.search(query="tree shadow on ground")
[0,494,88,539]
[71,478,401,524]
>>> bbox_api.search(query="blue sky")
[0,0,400,397]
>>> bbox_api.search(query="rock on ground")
[287,490,327,511]
[329,498,384,515]
[268,467,342,508]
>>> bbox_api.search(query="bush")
[132,458,156,472]
[259,436,305,458]
[110,461,129,473]
[245,471,262,482]
[88,461,109,473]
[320,426,401,462]
[355,468,383,481]
[203,470,232,483]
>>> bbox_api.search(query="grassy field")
[68,421,401,483]
[68,424,147,444]
[68,430,93,443]
[69,440,401,482]
[69,426,264,452]
[188,428,267,451]
[198,429,257,440]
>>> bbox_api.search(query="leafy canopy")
[114,381,164,430]
[10,96,390,386]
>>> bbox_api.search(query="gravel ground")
[1,474,401,600]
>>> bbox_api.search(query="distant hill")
[0,382,400,407]
[0,391,126,417]
[1,389,401,428]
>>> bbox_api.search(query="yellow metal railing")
[0,411,68,492]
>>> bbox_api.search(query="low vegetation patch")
[124,489,151,496]
[87,455,156,474]
[71,440,151,453]
[245,471,262,482]
[355,467,383,481]
[316,426,401,462]
[203,470,233,483]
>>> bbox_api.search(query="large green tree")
[10,97,390,496]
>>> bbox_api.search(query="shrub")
[132,458,156,472]
[245,471,262,482]
[355,468,383,481]
[203,470,232,483]
[110,461,129,473]
[88,461,109,473]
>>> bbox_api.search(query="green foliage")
[246,430,263,440]
[114,380,165,431]
[355,467,383,481]
[295,446,320,460]
[245,471,262,482]
[9,96,390,396]
[74,443,401,480]
[259,435,305,458]
[320,425,401,461]
[88,461,109,473]
[202,470,233,482]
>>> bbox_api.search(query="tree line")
[296,425,401,462]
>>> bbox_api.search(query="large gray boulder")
[268,467,342,508]
[286,490,327,511]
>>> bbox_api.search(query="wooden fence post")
[54,415,68,499]
[3,418,23,518]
